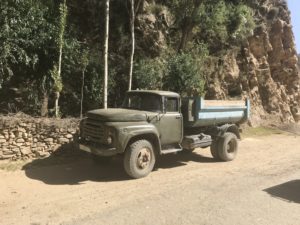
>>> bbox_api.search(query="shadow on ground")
[22,145,218,185]
[22,143,128,184]
[156,150,217,169]
[264,180,300,204]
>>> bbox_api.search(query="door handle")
[176,115,182,119]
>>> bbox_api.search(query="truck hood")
[87,108,148,122]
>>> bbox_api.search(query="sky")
[287,0,300,53]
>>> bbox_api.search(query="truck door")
[158,97,183,146]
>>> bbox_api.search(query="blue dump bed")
[182,97,250,128]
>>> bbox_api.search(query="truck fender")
[118,126,161,155]
[209,124,241,140]
[220,124,241,139]
[124,133,162,156]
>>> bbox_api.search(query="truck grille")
[82,118,105,144]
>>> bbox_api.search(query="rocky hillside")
[205,0,299,125]
[135,0,300,126]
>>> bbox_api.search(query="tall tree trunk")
[80,69,85,119]
[128,0,135,91]
[178,1,202,52]
[178,22,193,52]
[54,92,60,117]
[54,0,67,118]
[41,91,49,117]
[103,0,110,109]
[55,37,63,117]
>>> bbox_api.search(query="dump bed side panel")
[182,97,250,128]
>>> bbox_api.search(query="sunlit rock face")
[137,0,299,126]
[205,0,300,126]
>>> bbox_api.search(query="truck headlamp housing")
[106,135,113,145]
[106,127,115,145]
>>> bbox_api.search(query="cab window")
[165,97,179,112]
[123,93,162,112]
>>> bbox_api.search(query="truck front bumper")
[79,140,118,157]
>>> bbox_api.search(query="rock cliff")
[205,0,300,126]
[137,0,300,126]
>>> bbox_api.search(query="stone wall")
[0,115,79,160]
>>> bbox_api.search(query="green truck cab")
[79,90,250,179]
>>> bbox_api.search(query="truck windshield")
[122,93,162,112]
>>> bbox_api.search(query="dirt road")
[1,132,300,225]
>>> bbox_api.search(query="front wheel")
[124,139,156,179]
[217,132,238,161]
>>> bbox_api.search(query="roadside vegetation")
[0,0,255,117]
[242,127,285,138]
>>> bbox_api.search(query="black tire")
[92,154,112,164]
[124,139,156,179]
[210,140,220,160]
[217,132,238,161]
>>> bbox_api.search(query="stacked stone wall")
[0,115,79,160]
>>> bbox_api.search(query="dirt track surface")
[1,133,300,225]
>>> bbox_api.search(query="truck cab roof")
[127,90,180,98]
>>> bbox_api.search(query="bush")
[191,1,255,53]
[133,58,166,90]
[229,4,255,43]
[163,53,206,97]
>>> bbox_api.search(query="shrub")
[163,53,206,97]
[133,58,166,90]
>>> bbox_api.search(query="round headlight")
[107,136,113,145]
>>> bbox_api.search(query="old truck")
[78,90,250,179]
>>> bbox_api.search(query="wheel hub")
[227,140,235,153]
[137,148,151,169]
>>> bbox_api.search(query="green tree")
[52,0,68,118]
[166,0,254,54]
[163,52,207,97]
[166,0,204,52]
[0,0,55,88]
[103,0,110,109]
[80,49,89,118]
[133,57,166,90]
[0,0,57,115]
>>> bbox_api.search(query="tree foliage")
[0,0,56,88]
[163,50,207,96]
[0,0,256,116]
[166,0,255,53]
[133,58,166,90]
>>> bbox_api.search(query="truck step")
[161,148,182,155]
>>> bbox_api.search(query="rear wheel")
[217,132,238,161]
[210,140,220,160]
[124,139,156,179]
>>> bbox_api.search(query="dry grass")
[0,160,29,171]
[278,123,300,135]
[241,126,286,138]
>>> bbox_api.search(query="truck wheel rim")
[227,140,236,154]
[137,148,151,169]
